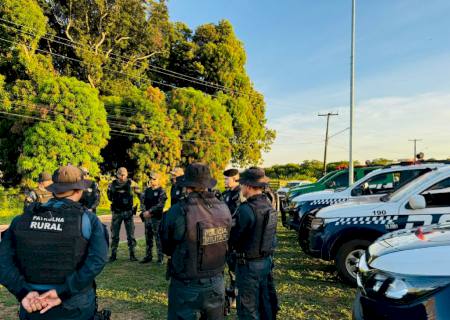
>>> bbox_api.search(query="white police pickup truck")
[291,164,442,232]
[306,165,450,285]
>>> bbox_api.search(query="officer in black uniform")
[222,168,241,215]
[140,172,167,264]
[79,167,101,213]
[107,167,141,262]
[221,168,241,313]
[229,167,279,320]
[0,165,108,320]
[169,167,184,206]
[159,163,232,320]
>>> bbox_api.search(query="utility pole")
[349,0,356,185]
[409,139,422,164]
[319,113,339,176]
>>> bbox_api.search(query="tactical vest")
[143,187,164,219]
[241,194,278,259]
[223,186,241,216]
[80,181,98,210]
[14,201,88,284]
[34,188,53,204]
[111,180,133,211]
[172,193,231,280]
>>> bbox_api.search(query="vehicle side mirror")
[408,195,426,210]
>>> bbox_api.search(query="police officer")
[79,167,100,213]
[169,167,184,206]
[229,167,279,320]
[222,168,241,215]
[160,163,232,320]
[107,167,141,262]
[24,172,53,207]
[221,168,241,312]
[0,165,108,320]
[140,172,167,264]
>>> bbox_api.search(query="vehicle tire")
[335,239,371,286]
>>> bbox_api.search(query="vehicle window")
[329,172,349,188]
[317,171,337,184]
[388,170,435,202]
[421,177,450,207]
[351,169,426,197]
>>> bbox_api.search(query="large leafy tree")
[193,20,275,166]
[38,0,171,91]
[169,87,233,176]
[102,85,181,183]
[16,76,110,180]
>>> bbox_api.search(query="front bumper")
[353,286,450,320]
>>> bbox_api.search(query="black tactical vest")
[14,201,88,284]
[172,193,232,280]
[241,194,278,259]
[222,186,241,216]
[111,180,133,211]
[143,187,165,219]
[79,181,99,210]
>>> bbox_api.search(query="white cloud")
[263,91,450,166]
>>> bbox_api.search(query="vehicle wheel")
[335,239,371,286]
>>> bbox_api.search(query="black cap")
[179,163,217,189]
[223,168,239,177]
[238,167,269,187]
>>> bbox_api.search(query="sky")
[167,0,450,166]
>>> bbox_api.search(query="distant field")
[0,223,354,319]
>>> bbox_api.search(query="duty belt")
[235,252,271,264]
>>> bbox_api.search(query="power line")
[0,104,243,145]
[0,18,247,97]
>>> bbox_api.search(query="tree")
[16,76,110,180]
[39,0,171,91]
[169,87,233,176]
[193,20,275,165]
[102,85,181,183]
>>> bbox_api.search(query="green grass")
[0,225,355,319]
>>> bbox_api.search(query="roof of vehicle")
[291,163,448,203]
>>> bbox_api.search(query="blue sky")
[168,0,450,165]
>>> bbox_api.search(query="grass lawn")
[0,225,355,319]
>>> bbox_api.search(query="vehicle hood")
[367,224,450,276]
[316,199,390,219]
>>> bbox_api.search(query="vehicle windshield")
[316,171,337,184]
[381,170,435,202]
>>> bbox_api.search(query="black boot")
[109,252,117,262]
[140,256,152,264]
[129,251,138,262]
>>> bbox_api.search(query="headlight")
[360,270,450,303]
[310,218,324,230]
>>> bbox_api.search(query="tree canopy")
[0,0,274,185]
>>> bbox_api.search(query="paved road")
[100,215,146,242]
[0,215,146,242]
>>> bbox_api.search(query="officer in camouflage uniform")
[107,167,141,262]
[24,172,54,208]
[169,167,185,206]
[140,172,167,264]
[160,163,232,319]
[230,167,279,320]
[79,167,100,213]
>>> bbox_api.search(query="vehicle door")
[397,177,450,229]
